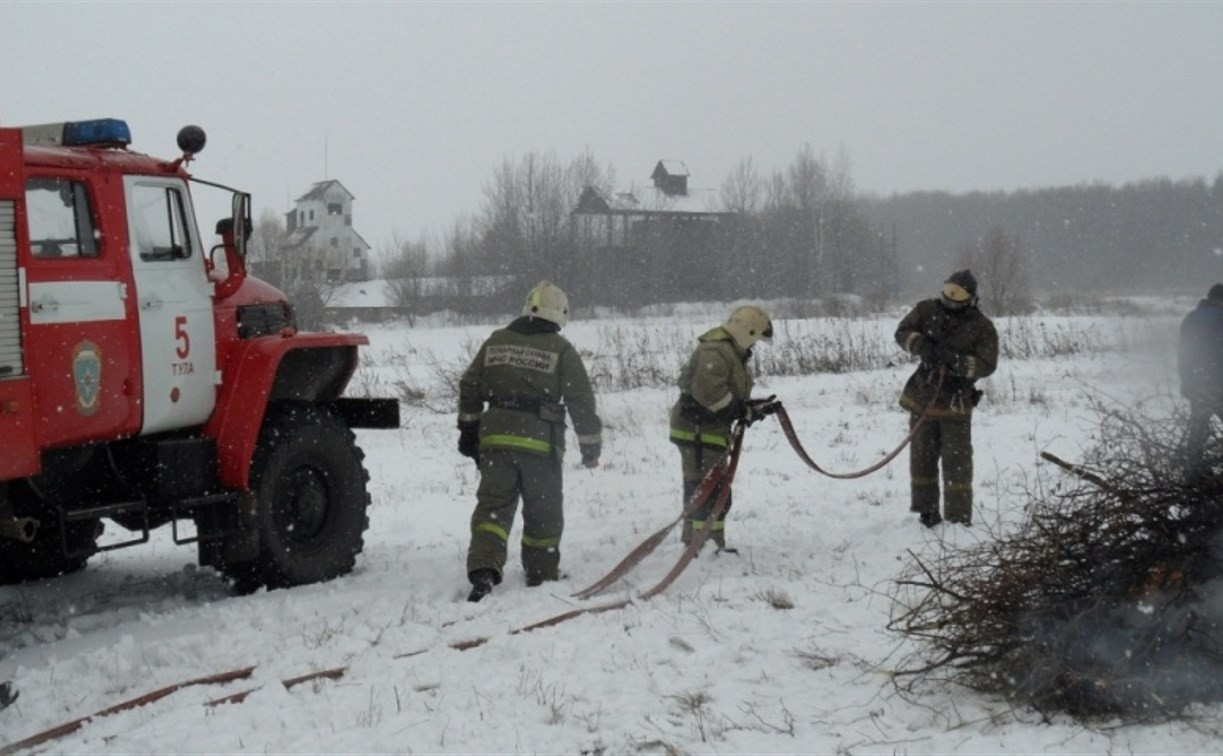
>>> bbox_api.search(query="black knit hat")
[945,269,978,298]
[1208,283,1223,303]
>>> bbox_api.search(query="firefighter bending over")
[669,305,776,553]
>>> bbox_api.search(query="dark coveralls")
[669,326,754,547]
[1178,297,1223,474]
[896,299,998,525]
[459,316,602,585]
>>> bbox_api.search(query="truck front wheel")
[227,403,371,591]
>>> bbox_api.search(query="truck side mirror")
[232,193,251,260]
[212,198,251,299]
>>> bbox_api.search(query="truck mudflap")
[331,397,400,429]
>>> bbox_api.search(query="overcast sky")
[4,2,1222,256]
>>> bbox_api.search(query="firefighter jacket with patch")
[895,299,998,420]
[669,326,754,449]
[458,316,602,457]
[1178,298,1223,405]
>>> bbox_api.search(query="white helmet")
[522,280,569,327]
[723,305,773,350]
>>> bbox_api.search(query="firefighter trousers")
[678,442,732,547]
[1185,399,1223,475]
[466,448,564,583]
[909,414,974,524]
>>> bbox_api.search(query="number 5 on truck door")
[125,176,216,434]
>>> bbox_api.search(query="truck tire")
[0,482,102,584]
[227,402,370,590]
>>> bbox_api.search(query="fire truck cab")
[0,118,398,591]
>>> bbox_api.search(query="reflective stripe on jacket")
[459,317,602,457]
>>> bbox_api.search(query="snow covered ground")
[3,300,1218,754]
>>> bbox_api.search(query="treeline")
[271,147,1223,318]
[384,146,899,315]
[863,175,1223,300]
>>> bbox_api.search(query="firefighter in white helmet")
[668,304,776,553]
[457,280,603,601]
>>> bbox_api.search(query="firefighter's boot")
[0,681,16,711]
[467,569,498,602]
[712,526,737,554]
[526,570,566,587]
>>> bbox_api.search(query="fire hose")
[771,365,946,479]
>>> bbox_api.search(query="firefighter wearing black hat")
[895,270,998,527]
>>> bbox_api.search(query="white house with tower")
[283,180,372,282]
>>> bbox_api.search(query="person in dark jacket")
[1178,283,1223,477]
[669,304,776,552]
[457,281,603,602]
[895,270,999,527]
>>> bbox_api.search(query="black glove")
[743,395,779,426]
[457,421,480,459]
[932,343,959,370]
[918,337,956,369]
[580,442,601,469]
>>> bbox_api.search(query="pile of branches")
[888,402,1223,721]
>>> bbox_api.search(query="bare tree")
[959,226,1033,315]
[568,147,617,201]
[720,157,763,214]
[434,215,491,316]
[763,170,788,213]
[785,144,828,213]
[827,146,856,199]
[383,234,431,326]
[476,150,619,306]
[247,209,294,288]
[757,145,854,299]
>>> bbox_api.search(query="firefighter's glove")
[921,341,958,372]
[457,421,480,459]
[743,395,779,426]
[580,443,601,469]
[934,344,959,368]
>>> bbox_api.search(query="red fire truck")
[0,118,398,591]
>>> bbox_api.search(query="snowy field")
[2,299,1218,755]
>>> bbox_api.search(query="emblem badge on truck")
[72,340,101,416]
